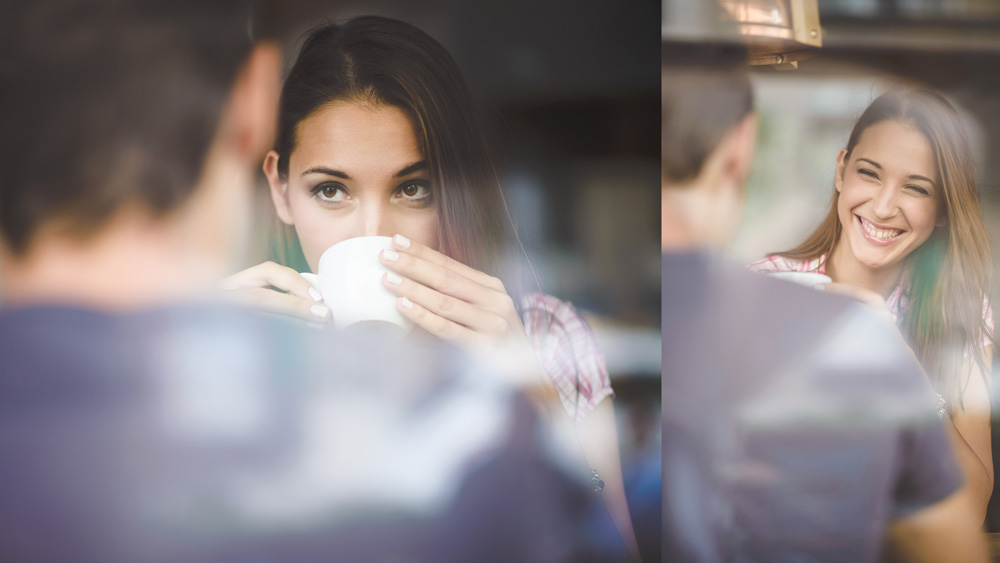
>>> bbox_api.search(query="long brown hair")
[775,88,995,406]
[263,16,527,300]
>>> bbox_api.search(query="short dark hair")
[0,0,259,254]
[661,43,753,184]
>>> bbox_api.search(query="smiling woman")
[750,88,997,522]
[831,119,947,289]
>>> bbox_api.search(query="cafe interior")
[665,0,1000,557]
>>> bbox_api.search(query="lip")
[855,214,904,247]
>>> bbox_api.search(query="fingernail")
[386,272,403,285]
[400,297,414,310]
[311,304,330,319]
[394,234,411,248]
[383,249,399,262]
[308,287,323,301]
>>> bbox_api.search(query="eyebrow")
[857,158,937,189]
[394,161,427,177]
[301,161,427,180]
[302,166,349,179]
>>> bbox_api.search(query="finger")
[396,296,487,346]
[383,272,510,336]
[390,234,504,292]
[228,287,331,323]
[220,262,322,302]
[381,246,508,310]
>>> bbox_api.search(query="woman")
[750,88,995,521]
[221,16,640,559]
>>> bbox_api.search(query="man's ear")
[218,41,282,164]
[263,150,294,226]
[834,148,848,194]
[723,112,759,186]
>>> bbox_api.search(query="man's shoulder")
[0,300,469,379]
[662,250,930,399]
[663,250,849,330]
[0,301,285,362]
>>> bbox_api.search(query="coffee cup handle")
[300,272,321,297]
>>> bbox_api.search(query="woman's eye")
[858,168,878,180]
[907,185,930,196]
[312,182,348,202]
[397,181,432,203]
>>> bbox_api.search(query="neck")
[826,243,904,298]
[662,177,739,252]
[661,189,700,251]
[1,207,224,310]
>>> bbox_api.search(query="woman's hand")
[218,261,331,323]
[819,282,894,322]
[379,234,526,347]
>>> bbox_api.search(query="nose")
[870,183,899,221]
[360,199,397,238]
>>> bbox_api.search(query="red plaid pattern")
[522,293,614,424]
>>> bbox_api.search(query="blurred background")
[719,0,1000,268]
[666,0,1000,539]
[251,1,662,558]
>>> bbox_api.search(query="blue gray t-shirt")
[662,251,962,562]
[0,302,594,563]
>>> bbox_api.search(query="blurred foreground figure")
[660,42,987,562]
[0,2,594,561]
[0,311,591,562]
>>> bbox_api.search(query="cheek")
[284,196,353,269]
[835,188,856,225]
[399,212,440,251]
[835,180,870,221]
[295,222,354,269]
[905,201,942,235]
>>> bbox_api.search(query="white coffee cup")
[769,271,832,288]
[300,236,413,335]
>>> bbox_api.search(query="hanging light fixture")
[719,0,822,69]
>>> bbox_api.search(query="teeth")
[860,217,902,240]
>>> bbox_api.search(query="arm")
[828,286,993,522]
[946,345,993,524]
[886,488,988,563]
[380,239,641,557]
[577,397,641,562]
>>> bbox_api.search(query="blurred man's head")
[0,1,280,306]
[661,43,756,250]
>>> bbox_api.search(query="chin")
[849,242,900,272]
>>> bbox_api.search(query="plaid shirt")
[748,254,994,350]
[522,293,614,424]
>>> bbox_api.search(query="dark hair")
[776,88,996,406]
[661,43,753,184]
[0,0,258,255]
[270,16,519,290]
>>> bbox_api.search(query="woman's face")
[834,119,947,274]
[266,101,440,272]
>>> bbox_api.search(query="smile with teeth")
[857,216,904,241]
